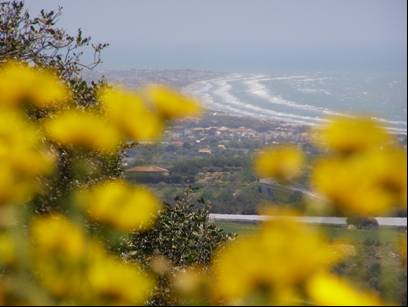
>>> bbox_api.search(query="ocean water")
[183,72,407,135]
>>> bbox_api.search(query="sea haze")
[184,72,407,135]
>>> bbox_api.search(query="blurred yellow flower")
[312,148,407,216]
[0,61,70,108]
[88,253,154,305]
[76,180,161,232]
[150,255,171,275]
[145,85,202,119]
[0,165,39,206]
[31,215,90,298]
[313,117,391,154]
[30,215,154,304]
[0,109,54,205]
[0,233,15,266]
[43,110,122,153]
[212,217,339,304]
[373,148,407,208]
[254,145,305,181]
[172,266,212,305]
[99,86,164,141]
[31,215,86,259]
[173,266,209,296]
[329,242,357,259]
[307,272,382,306]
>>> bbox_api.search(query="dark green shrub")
[128,188,233,266]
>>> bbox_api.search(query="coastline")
[183,72,408,136]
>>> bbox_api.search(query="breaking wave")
[183,73,407,135]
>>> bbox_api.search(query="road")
[209,214,407,227]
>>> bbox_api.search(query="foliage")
[128,189,232,306]
[129,188,232,267]
[0,1,108,111]
[0,1,117,214]
[0,1,107,79]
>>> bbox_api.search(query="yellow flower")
[145,85,202,119]
[150,255,171,275]
[312,148,407,216]
[254,145,305,181]
[0,164,39,206]
[98,86,163,141]
[313,117,391,154]
[31,215,94,299]
[87,253,154,305]
[29,214,155,305]
[329,242,357,259]
[0,233,15,266]
[0,61,70,108]
[76,180,161,232]
[212,217,338,304]
[31,215,86,259]
[173,266,209,296]
[374,148,407,208]
[307,272,382,306]
[30,214,154,304]
[0,109,55,205]
[43,110,122,153]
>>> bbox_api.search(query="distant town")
[87,69,407,216]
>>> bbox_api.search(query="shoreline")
[183,72,408,136]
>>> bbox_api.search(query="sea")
[183,72,407,135]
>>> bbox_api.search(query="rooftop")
[126,165,169,174]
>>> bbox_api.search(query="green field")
[217,221,406,245]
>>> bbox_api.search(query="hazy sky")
[25,0,407,72]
